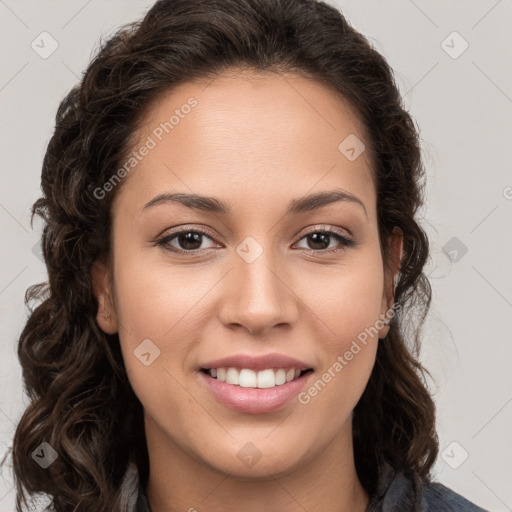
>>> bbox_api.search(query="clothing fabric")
[123,461,489,512]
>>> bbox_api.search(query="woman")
[8,0,489,510]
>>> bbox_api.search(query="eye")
[294,226,356,254]
[154,225,356,255]
[155,228,219,253]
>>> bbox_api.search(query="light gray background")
[1,1,511,511]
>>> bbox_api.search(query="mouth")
[198,366,315,414]
[197,352,315,412]
[200,367,314,388]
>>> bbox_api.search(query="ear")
[91,259,118,335]
[378,226,403,338]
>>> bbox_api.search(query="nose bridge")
[219,236,297,333]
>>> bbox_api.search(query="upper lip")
[200,353,314,372]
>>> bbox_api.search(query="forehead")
[113,70,376,219]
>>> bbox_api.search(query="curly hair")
[5,0,438,510]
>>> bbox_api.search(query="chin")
[198,438,305,480]
[217,458,300,481]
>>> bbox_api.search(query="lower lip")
[199,370,313,414]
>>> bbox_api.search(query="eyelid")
[155,223,356,254]
[297,223,353,240]
[155,224,219,243]
[293,224,356,254]
[157,223,352,241]
[153,225,220,254]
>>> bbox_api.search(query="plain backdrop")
[1,1,511,511]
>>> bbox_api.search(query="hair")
[5,0,438,510]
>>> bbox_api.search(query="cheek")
[302,251,383,402]
[111,254,216,419]
[307,248,385,345]
[112,251,213,343]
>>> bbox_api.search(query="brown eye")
[174,231,203,251]
[156,229,218,253]
[295,229,356,254]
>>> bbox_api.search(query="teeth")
[239,369,256,387]
[275,369,286,385]
[226,367,240,385]
[207,367,307,388]
[257,369,276,388]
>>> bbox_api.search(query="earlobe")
[386,227,403,302]
[91,260,118,335]
[378,227,404,339]
[391,227,404,297]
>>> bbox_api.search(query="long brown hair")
[6,0,438,510]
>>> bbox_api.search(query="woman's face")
[93,70,402,478]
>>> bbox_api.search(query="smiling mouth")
[200,367,314,388]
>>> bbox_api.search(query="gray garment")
[127,460,489,512]
[365,461,489,511]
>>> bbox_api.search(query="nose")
[217,244,299,336]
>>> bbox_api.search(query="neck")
[144,416,369,512]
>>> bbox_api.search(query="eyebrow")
[142,188,367,218]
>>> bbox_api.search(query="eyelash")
[154,225,356,255]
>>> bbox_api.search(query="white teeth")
[238,369,256,387]
[207,367,308,388]
[226,367,239,385]
[257,369,275,388]
[275,368,286,385]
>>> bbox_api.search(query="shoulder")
[367,461,490,512]
[116,462,151,512]
[420,481,489,512]
[135,490,151,512]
